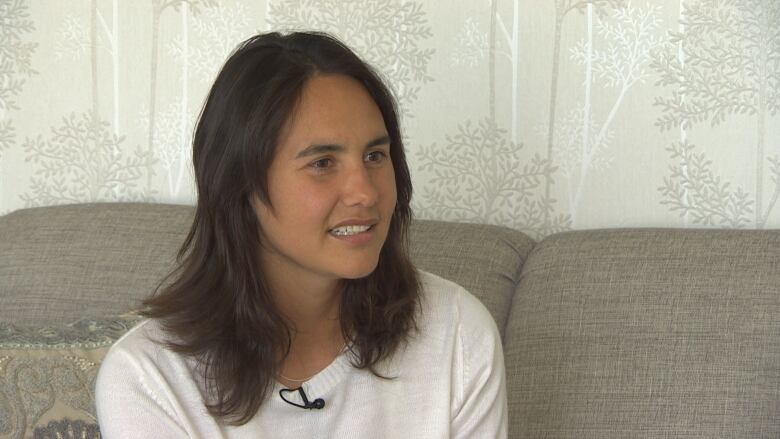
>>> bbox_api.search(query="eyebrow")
[295,135,391,159]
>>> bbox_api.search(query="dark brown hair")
[143,32,420,425]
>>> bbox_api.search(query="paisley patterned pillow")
[0,313,141,439]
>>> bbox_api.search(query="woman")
[96,31,507,438]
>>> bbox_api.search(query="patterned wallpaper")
[1,0,778,239]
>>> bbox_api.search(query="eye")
[309,157,333,170]
[365,150,388,164]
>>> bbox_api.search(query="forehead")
[275,74,388,156]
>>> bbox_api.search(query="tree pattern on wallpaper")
[654,0,780,228]
[0,0,36,212]
[159,2,253,198]
[55,2,125,134]
[147,0,216,193]
[54,14,89,61]
[170,2,251,84]
[2,0,778,231]
[416,118,569,239]
[451,17,488,68]
[561,3,663,223]
[267,0,434,119]
[22,0,159,207]
[493,0,521,143]
[659,140,754,227]
[415,0,573,238]
[0,0,36,132]
[138,101,193,198]
[48,2,124,136]
[544,0,625,216]
[20,112,154,207]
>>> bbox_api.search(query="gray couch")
[1,203,779,438]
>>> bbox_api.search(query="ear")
[249,194,273,253]
[251,192,275,218]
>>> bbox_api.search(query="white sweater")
[95,271,508,438]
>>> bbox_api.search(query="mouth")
[328,224,375,236]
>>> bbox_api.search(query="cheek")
[382,168,398,209]
[272,183,334,228]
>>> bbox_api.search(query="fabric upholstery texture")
[505,229,780,438]
[3,203,780,438]
[409,220,535,339]
[0,203,192,326]
[0,314,141,439]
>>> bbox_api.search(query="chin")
[338,259,380,280]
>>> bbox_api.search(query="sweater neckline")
[273,346,353,403]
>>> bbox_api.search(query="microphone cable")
[279,386,325,410]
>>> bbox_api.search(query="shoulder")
[95,320,211,436]
[97,318,196,394]
[415,274,509,437]
[411,270,502,373]
[417,270,499,337]
[102,319,176,363]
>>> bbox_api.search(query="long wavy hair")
[143,31,420,425]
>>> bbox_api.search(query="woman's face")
[253,74,397,291]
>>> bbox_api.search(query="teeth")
[330,225,371,236]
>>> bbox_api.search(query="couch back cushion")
[0,203,192,326]
[505,229,780,438]
[0,204,535,336]
[410,219,535,338]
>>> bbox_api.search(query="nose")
[340,164,379,207]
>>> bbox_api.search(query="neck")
[260,256,343,341]
[268,277,346,386]
[270,277,342,336]
[259,251,348,385]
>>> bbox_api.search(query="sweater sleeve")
[450,290,509,439]
[95,343,190,439]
